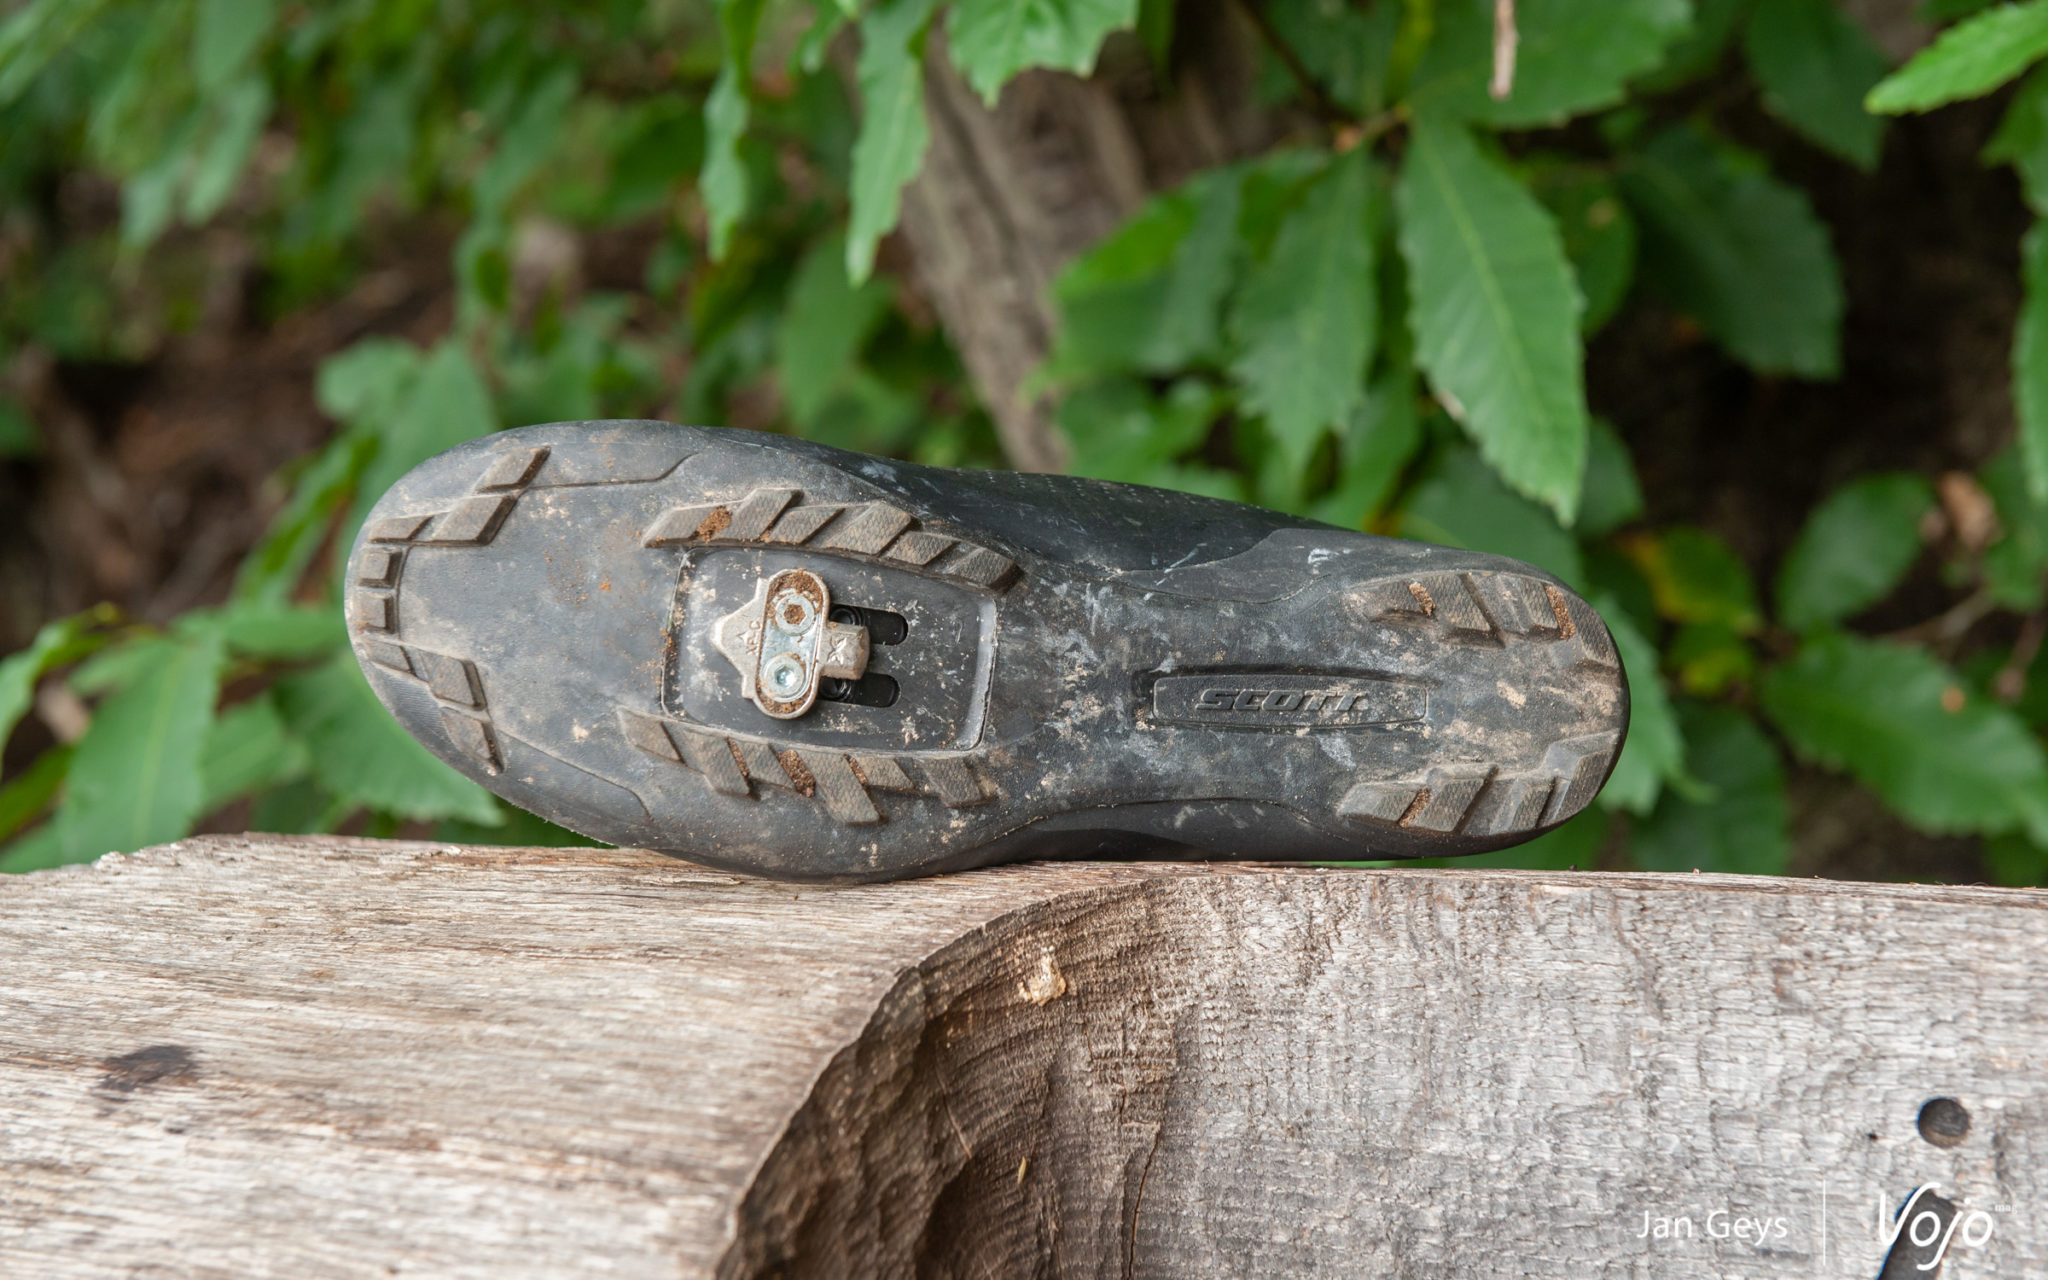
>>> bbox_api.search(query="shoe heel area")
[1331,568,1629,848]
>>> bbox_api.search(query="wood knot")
[1018,953,1066,1005]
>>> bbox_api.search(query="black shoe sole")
[346,421,1629,881]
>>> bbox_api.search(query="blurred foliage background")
[5,0,2048,883]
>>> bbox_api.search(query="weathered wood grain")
[3,837,2045,1278]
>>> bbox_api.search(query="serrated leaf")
[702,0,768,260]
[778,230,894,424]
[946,0,1136,103]
[1624,524,1761,631]
[1401,446,1584,587]
[1227,149,1379,481]
[1867,0,2048,113]
[2017,220,2048,503]
[846,0,942,283]
[191,0,275,92]
[54,633,223,862]
[1396,114,1587,521]
[275,653,500,824]
[1406,0,1692,128]
[1631,703,1789,875]
[1761,631,2048,837]
[1595,597,1685,815]
[1775,472,1934,629]
[1621,123,1843,378]
[1744,0,1890,170]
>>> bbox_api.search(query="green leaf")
[347,340,498,553]
[200,693,310,811]
[702,0,768,259]
[0,823,64,874]
[1867,0,2048,113]
[0,398,37,457]
[55,633,224,862]
[1986,830,2048,885]
[1594,597,1685,815]
[847,0,942,283]
[1982,65,2048,213]
[1666,618,1756,697]
[1227,149,1380,482]
[191,0,276,92]
[1577,419,1645,537]
[1310,367,1425,528]
[1057,377,1223,484]
[1631,703,1789,875]
[946,0,1136,103]
[1625,524,1761,631]
[0,0,116,108]
[1396,114,1588,522]
[778,230,894,424]
[316,337,424,424]
[183,75,271,224]
[474,66,578,213]
[1743,0,1890,170]
[1262,0,1400,115]
[1638,0,1747,92]
[1620,123,1843,378]
[1761,632,2048,838]
[182,601,347,660]
[0,744,70,843]
[0,607,112,753]
[233,431,376,604]
[1406,0,1691,128]
[1775,472,1934,629]
[1048,161,1250,379]
[2016,219,2048,503]
[274,653,501,825]
[1981,446,2048,607]
[1401,446,1584,587]
[1529,163,1637,334]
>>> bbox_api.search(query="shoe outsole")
[347,421,1629,881]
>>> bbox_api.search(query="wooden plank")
[3,838,2045,1278]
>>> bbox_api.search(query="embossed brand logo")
[1150,674,1425,728]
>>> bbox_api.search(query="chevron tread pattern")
[616,708,994,824]
[1361,569,1618,669]
[643,487,1018,591]
[1336,732,1620,838]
